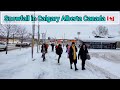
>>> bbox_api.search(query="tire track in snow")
[86,61,120,79]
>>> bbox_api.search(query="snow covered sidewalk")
[0,46,119,79]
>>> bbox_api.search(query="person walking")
[66,44,69,52]
[67,45,70,58]
[56,44,63,64]
[69,42,78,71]
[67,45,72,68]
[46,43,49,53]
[55,44,58,54]
[41,43,47,62]
[78,43,89,70]
[51,43,55,52]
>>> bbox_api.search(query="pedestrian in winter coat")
[51,43,55,52]
[56,44,63,64]
[45,44,48,53]
[78,43,88,70]
[55,44,58,54]
[67,45,70,58]
[41,43,47,62]
[66,44,69,52]
[69,42,78,71]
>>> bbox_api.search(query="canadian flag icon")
[107,16,114,21]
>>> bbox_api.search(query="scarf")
[72,45,76,60]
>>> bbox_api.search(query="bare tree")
[26,33,32,39]
[0,24,30,53]
[0,29,5,37]
[0,24,14,54]
[92,25,109,37]
[92,31,97,36]
[16,26,28,43]
[0,24,20,38]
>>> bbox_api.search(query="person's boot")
[43,56,45,62]
[82,68,85,70]
[82,67,86,70]
[74,64,78,71]
[70,65,73,69]
[75,68,78,71]
[83,67,86,70]
[82,63,86,70]
[82,67,84,70]
[58,59,60,64]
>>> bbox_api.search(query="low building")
[0,36,19,43]
[80,37,120,49]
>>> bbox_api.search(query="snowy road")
[0,45,20,52]
[0,46,120,79]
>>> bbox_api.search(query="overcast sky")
[25,24,120,39]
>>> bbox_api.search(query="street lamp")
[77,32,80,40]
[77,32,80,45]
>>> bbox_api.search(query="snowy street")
[0,46,120,79]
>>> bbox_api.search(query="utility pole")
[45,30,47,43]
[6,28,9,54]
[77,32,80,45]
[41,33,44,44]
[32,11,35,58]
[37,21,40,53]
[38,22,40,50]
[13,34,14,44]
[64,33,65,45]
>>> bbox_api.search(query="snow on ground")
[89,49,120,63]
[87,57,120,79]
[0,46,120,79]
[87,49,120,78]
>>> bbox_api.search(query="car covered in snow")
[0,42,7,50]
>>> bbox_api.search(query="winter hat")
[72,42,75,44]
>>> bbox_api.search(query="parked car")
[0,42,7,51]
[15,42,30,47]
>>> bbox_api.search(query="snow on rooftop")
[79,36,120,42]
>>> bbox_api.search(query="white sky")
[26,24,120,39]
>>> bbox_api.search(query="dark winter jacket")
[56,46,63,55]
[41,44,47,53]
[78,47,88,60]
[66,44,68,48]
[51,43,55,47]
[69,46,77,63]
